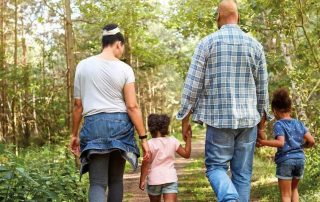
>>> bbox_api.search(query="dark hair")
[147,114,170,138]
[102,23,125,48]
[271,88,292,113]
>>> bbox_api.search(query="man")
[177,0,270,201]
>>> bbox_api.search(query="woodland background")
[0,0,319,201]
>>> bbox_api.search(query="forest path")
[123,135,205,202]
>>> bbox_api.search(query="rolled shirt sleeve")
[176,41,207,120]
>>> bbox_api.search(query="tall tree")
[64,0,75,132]
[11,0,18,151]
[0,0,7,141]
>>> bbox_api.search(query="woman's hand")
[70,135,80,157]
[141,139,151,161]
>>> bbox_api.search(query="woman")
[69,23,150,202]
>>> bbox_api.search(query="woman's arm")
[123,83,150,160]
[303,132,315,148]
[124,83,145,136]
[259,136,285,148]
[69,99,83,156]
[139,159,150,190]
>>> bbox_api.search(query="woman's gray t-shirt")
[74,56,135,116]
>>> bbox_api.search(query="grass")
[178,150,320,201]
[179,159,216,201]
[124,128,320,201]
[251,150,320,202]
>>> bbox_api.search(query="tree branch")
[298,0,320,101]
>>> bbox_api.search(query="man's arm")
[257,112,267,140]
[255,48,272,142]
[70,99,83,156]
[177,41,208,137]
[256,49,269,119]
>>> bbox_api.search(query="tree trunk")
[0,0,7,141]
[280,40,307,121]
[12,0,18,153]
[22,37,30,146]
[64,0,75,132]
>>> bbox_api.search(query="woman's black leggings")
[88,151,126,202]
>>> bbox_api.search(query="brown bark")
[22,37,30,146]
[280,40,307,121]
[64,0,75,132]
[12,0,18,151]
[297,0,320,101]
[0,0,7,140]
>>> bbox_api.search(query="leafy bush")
[0,144,88,201]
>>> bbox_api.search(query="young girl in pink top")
[139,114,192,202]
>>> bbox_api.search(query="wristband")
[139,135,148,140]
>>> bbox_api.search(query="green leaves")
[0,145,88,201]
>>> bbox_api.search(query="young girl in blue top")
[259,88,315,202]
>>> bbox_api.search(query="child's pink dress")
[147,136,180,185]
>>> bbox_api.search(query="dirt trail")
[123,137,205,202]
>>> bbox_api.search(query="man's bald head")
[216,0,239,29]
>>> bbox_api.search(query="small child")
[259,88,315,202]
[139,114,192,202]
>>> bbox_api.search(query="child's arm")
[176,125,192,159]
[259,136,285,148]
[303,132,315,148]
[139,159,150,190]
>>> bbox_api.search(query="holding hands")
[141,139,151,161]
[256,129,266,147]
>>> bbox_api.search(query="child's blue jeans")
[205,126,257,202]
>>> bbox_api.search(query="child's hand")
[139,179,146,191]
[185,125,192,141]
[256,139,264,147]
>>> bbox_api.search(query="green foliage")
[1,0,320,200]
[167,0,219,38]
[0,144,88,201]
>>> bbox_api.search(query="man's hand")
[70,135,80,157]
[141,139,151,161]
[256,129,266,148]
[182,112,192,141]
[182,122,191,142]
[258,129,266,140]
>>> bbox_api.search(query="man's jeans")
[205,126,257,202]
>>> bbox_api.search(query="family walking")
[69,0,315,202]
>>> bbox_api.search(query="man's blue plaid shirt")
[177,24,270,129]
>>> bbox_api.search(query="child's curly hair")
[271,88,292,113]
[147,114,170,138]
